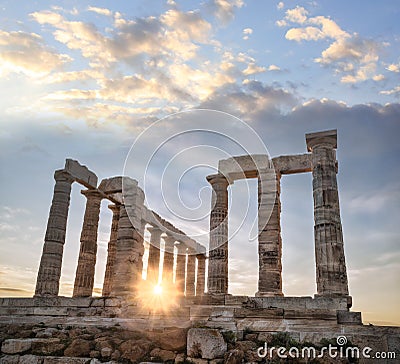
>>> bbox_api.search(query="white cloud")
[242,62,266,75]
[242,27,253,40]
[286,26,324,41]
[278,6,384,83]
[277,2,285,10]
[285,6,308,24]
[0,30,71,76]
[205,0,244,24]
[87,6,113,17]
[387,63,400,73]
[268,64,281,71]
[380,86,400,96]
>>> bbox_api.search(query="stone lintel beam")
[272,154,312,175]
[142,208,206,254]
[65,159,98,188]
[218,154,272,183]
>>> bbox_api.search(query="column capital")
[176,242,187,254]
[206,173,229,187]
[306,129,337,152]
[148,226,163,236]
[54,169,74,184]
[163,235,176,245]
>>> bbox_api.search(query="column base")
[255,291,284,297]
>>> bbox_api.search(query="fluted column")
[206,174,229,294]
[175,244,187,294]
[73,190,102,297]
[196,253,206,296]
[102,204,120,296]
[256,169,283,297]
[162,235,175,284]
[147,227,162,283]
[306,130,349,296]
[110,205,144,297]
[186,249,196,296]
[35,170,74,296]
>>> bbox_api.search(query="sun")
[153,284,163,295]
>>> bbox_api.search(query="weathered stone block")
[284,309,337,320]
[147,328,188,351]
[42,358,90,364]
[0,355,20,364]
[31,338,64,356]
[234,308,284,318]
[1,339,32,354]
[19,354,42,364]
[337,310,362,325]
[187,328,227,359]
[33,307,68,316]
[150,348,176,362]
[224,295,248,306]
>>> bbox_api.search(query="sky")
[0,0,399,326]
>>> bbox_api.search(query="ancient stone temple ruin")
[34,160,206,300]
[1,129,399,363]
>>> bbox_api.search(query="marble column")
[110,204,144,297]
[35,170,74,296]
[162,235,175,284]
[147,227,162,283]
[306,130,349,296]
[73,190,102,297]
[196,253,206,296]
[186,249,196,296]
[102,204,120,297]
[206,174,229,294]
[175,244,187,294]
[256,169,283,297]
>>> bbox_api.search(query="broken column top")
[306,129,337,152]
[64,159,98,188]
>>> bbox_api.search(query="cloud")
[242,27,253,40]
[0,30,71,77]
[200,80,298,117]
[315,36,383,83]
[277,2,285,10]
[242,62,266,76]
[267,64,281,71]
[205,0,244,24]
[387,63,400,73]
[278,6,384,83]
[347,184,400,214]
[87,6,113,17]
[285,6,308,24]
[380,86,400,96]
